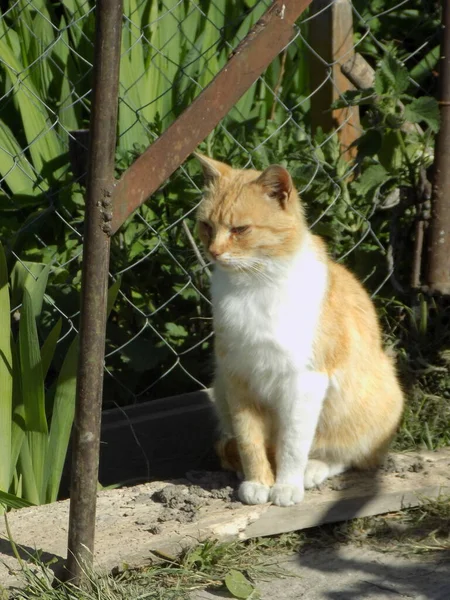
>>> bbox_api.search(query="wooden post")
[308,0,360,158]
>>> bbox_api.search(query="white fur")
[212,235,330,506]
[239,481,270,504]
[304,459,346,488]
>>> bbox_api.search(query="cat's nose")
[209,248,221,259]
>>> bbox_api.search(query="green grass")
[299,494,450,556]
[3,496,449,600]
[381,295,450,452]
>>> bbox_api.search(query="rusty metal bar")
[66,0,123,583]
[426,0,450,295]
[109,0,312,234]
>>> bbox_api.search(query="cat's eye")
[230,225,251,235]
[199,221,213,236]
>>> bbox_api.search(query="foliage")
[0,242,121,510]
[0,0,308,198]
[353,0,440,92]
[0,242,78,511]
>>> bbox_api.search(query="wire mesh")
[0,0,440,412]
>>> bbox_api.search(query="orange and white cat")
[196,154,404,507]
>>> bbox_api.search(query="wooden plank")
[243,450,450,538]
[309,0,360,158]
[1,449,449,589]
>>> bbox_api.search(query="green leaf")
[18,437,40,505]
[10,406,26,487]
[0,243,13,498]
[0,489,34,510]
[19,288,48,502]
[45,337,78,503]
[353,164,389,196]
[19,289,47,434]
[410,46,440,85]
[379,130,403,172]
[40,319,62,380]
[165,322,188,339]
[403,97,440,133]
[0,37,63,179]
[26,261,51,319]
[107,277,121,316]
[0,120,35,196]
[356,129,383,158]
[10,261,45,312]
[331,89,375,109]
[225,569,256,599]
[374,55,409,98]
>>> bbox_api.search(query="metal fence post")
[426,0,450,295]
[66,0,123,582]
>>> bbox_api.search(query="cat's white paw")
[238,481,270,505]
[304,459,330,489]
[269,483,304,506]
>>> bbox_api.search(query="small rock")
[147,525,162,535]
[134,493,152,504]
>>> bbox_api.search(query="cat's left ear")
[256,165,293,209]
[194,153,232,186]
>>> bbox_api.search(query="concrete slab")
[192,546,450,600]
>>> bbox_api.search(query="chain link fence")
[0,0,440,410]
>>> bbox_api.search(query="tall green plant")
[0,242,13,504]
[0,244,121,510]
[0,246,76,510]
[0,0,309,200]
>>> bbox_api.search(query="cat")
[195,154,404,507]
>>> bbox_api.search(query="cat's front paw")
[269,483,304,506]
[238,481,270,505]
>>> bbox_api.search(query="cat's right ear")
[256,165,293,209]
[194,153,231,186]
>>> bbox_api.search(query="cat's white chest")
[211,250,328,400]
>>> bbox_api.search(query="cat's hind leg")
[304,459,347,489]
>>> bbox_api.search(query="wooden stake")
[309,0,360,158]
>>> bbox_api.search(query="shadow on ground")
[293,468,450,600]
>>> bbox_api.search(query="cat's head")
[195,155,307,272]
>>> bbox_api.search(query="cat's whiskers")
[239,257,276,284]
[247,264,273,285]
[218,256,274,284]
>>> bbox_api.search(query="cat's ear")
[256,165,292,209]
[194,153,231,186]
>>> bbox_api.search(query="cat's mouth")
[210,255,267,274]
[211,258,239,271]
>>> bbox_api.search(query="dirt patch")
[382,454,425,475]
[150,472,240,524]
[148,454,430,513]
